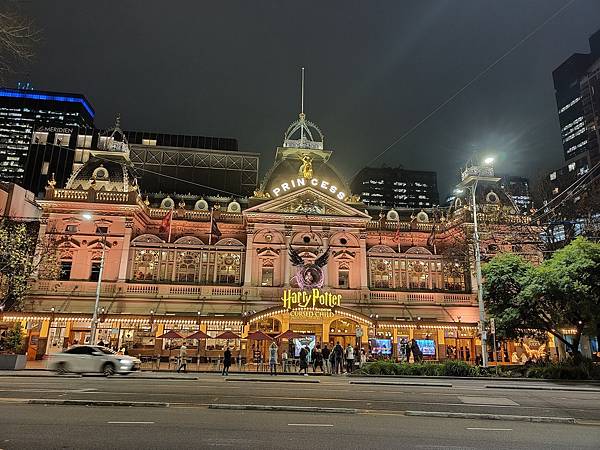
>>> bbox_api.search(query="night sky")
[11,1,600,198]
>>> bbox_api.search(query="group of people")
[398,338,424,363]
[296,342,366,375]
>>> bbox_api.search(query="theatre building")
[2,109,544,364]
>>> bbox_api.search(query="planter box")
[0,354,27,370]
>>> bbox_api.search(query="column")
[118,219,133,281]
[283,229,292,287]
[31,217,48,279]
[322,233,330,287]
[243,230,254,287]
[359,232,368,289]
[437,329,446,361]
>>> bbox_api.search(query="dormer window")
[93,166,108,180]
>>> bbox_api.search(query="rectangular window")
[65,224,78,233]
[549,172,557,181]
[261,267,274,287]
[41,161,50,175]
[338,270,349,289]
[59,261,72,280]
[90,262,101,281]
[568,162,576,172]
[96,226,109,235]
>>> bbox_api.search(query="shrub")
[438,360,479,377]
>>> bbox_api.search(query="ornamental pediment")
[244,187,370,220]
[256,247,280,258]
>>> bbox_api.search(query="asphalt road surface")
[0,373,599,449]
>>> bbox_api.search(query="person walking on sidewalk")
[269,341,278,375]
[322,344,331,374]
[281,349,289,373]
[222,346,232,376]
[177,343,188,373]
[312,345,324,372]
[333,342,344,374]
[299,346,309,376]
[345,344,355,374]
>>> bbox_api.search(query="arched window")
[408,260,429,289]
[443,261,466,291]
[176,251,200,283]
[216,252,242,285]
[132,249,160,281]
[249,318,281,333]
[369,258,394,289]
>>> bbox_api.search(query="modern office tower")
[499,175,532,213]
[351,166,439,210]
[0,87,95,184]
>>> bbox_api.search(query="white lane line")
[466,427,512,431]
[288,423,334,427]
[107,421,155,424]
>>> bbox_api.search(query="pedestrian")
[322,344,331,374]
[299,345,309,376]
[333,341,344,374]
[345,343,355,373]
[405,339,412,363]
[312,345,324,372]
[222,346,232,375]
[281,349,289,373]
[411,339,422,363]
[269,341,278,375]
[359,348,367,368]
[177,343,188,373]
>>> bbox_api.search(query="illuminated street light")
[82,212,106,345]
[458,156,499,367]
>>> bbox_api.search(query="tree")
[483,238,600,358]
[0,219,60,311]
[1,322,24,354]
[0,5,38,83]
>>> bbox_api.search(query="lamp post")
[457,157,499,367]
[83,212,106,345]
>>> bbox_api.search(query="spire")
[283,67,324,150]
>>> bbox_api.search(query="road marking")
[466,427,512,431]
[288,423,333,427]
[107,421,155,424]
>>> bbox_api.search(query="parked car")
[47,345,141,376]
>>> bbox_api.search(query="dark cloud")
[13,0,600,197]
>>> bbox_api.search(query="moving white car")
[48,345,141,376]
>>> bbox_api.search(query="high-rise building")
[547,29,600,199]
[351,166,439,210]
[499,175,532,214]
[23,124,259,200]
[124,130,258,197]
[0,87,95,184]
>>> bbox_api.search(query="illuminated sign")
[282,288,342,310]
[289,308,334,320]
[271,177,347,201]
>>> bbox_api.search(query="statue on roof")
[299,155,313,179]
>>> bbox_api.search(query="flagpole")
[209,207,213,246]
[167,209,173,243]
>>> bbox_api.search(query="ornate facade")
[4,109,544,363]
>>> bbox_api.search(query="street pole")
[90,232,106,345]
[470,180,488,367]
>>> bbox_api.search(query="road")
[0,373,598,449]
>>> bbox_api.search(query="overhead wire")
[353,0,577,177]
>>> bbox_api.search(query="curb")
[405,410,576,424]
[349,380,452,388]
[485,385,600,393]
[28,399,169,407]
[225,377,319,383]
[208,404,356,414]
[350,373,600,384]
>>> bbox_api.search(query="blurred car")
[47,345,141,376]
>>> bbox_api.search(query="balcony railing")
[30,280,476,306]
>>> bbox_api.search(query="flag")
[211,215,222,237]
[159,209,173,233]
[427,223,437,254]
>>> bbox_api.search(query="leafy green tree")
[2,322,24,354]
[483,238,600,358]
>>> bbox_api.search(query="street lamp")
[457,157,499,367]
[83,213,107,345]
